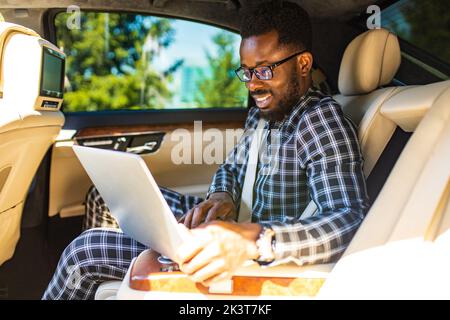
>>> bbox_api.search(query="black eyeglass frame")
[235,49,307,82]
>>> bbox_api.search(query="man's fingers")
[222,207,237,221]
[175,228,211,264]
[183,208,194,228]
[191,202,214,228]
[205,202,236,223]
[181,242,220,275]
[189,259,227,283]
[204,204,223,223]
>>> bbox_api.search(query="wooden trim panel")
[76,121,245,139]
[129,250,325,297]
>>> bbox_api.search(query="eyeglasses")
[235,50,307,83]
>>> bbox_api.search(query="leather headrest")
[0,22,39,98]
[338,28,401,96]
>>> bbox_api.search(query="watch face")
[255,227,276,264]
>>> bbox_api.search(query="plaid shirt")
[207,88,369,266]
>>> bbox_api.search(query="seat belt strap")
[238,119,266,223]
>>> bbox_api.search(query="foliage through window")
[381,0,450,66]
[55,12,247,112]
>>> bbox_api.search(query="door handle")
[126,141,158,154]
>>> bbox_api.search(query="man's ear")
[298,52,313,76]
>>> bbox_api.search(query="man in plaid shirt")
[43,1,368,299]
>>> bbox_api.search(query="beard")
[256,72,303,122]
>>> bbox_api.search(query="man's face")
[239,30,306,121]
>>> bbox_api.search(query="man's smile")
[252,94,273,109]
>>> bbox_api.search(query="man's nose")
[245,72,264,92]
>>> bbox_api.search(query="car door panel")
[48,120,245,218]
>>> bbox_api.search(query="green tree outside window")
[55,12,247,112]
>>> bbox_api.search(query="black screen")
[40,47,65,98]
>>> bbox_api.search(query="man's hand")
[183,192,237,229]
[175,221,261,287]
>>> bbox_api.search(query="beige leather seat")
[334,28,402,176]
[0,23,65,265]
[94,281,122,300]
[304,29,450,298]
[318,79,450,299]
[302,28,402,217]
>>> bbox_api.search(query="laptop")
[73,145,187,261]
[73,146,319,293]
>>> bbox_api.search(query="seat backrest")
[334,28,402,176]
[311,32,450,298]
[317,81,450,298]
[312,28,450,299]
[301,28,402,218]
[0,22,65,265]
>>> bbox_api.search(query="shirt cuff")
[206,185,239,206]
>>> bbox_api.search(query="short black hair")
[240,1,312,51]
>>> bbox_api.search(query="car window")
[381,0,450,67]
[55,12,247,112]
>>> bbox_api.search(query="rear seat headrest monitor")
[0,22,66,111]
[39,46,65,108]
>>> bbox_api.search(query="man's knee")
[45,229,131,299]
[60,229,99,268]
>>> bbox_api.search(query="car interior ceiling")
[0,0,442,299]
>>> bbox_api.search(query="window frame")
[44,8,250,120]
[349,0,450,83]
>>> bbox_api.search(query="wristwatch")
[255,226,276,265]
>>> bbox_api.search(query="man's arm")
[260,99,369,265]
[183,107,260,228]
[176,100,369,283]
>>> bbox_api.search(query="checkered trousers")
[83,185,202,230]
[42,187,202,300]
